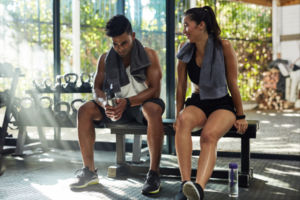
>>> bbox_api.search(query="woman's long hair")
[184,6,222,49]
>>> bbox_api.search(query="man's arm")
[113,48,162,118]
[92,53,107,108]
[128,47,162,106]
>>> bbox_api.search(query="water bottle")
[228,163,238,198]
[105,84,118,121]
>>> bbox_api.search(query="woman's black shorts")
[185,93,236,118]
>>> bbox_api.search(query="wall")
[280,4,300,66]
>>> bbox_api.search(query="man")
[69,15,165,194]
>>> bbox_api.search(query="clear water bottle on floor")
[228,163,238,198]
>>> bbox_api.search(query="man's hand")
[112,98,127,120]
[105,104,115,119]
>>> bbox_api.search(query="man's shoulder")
[144,47,158,61]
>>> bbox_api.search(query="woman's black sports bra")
[187,49,201,85]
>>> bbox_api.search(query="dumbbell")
[0,154,6,177]
[70,99,85,126]
[79,73,92,91]
[54,102,74,127]
[37,96,58,126]
[64,73,78,92]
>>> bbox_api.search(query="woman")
[174,6,248,200]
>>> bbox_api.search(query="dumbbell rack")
[0,68,25,153]
[11,88,92,156]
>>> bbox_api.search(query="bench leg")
[132,135,149,163]
[108,134,126,178]
[37,126,48,152]
[240,137,253,187]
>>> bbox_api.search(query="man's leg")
[77,101,103,172]
[142,102,164,172]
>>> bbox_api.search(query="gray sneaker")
[69,166,99,188]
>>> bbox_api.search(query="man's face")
[111,31,135,58]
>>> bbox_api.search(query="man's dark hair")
[105,15,132,37]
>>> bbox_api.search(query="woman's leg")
[175,106,207,182]
[196,109,236,189]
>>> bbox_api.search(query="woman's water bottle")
[105,84,118,121]
[228,163,238,198]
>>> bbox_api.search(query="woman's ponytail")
[184,6,222,48]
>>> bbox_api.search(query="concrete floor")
[1,108,300,155]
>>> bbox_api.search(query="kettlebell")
[33,77,44,92]
[1,62,14,77]
[0,154,6,177]
[64,73,78,92]
[70,99,85,126]
[79,73,92,91]
[18,97,40,126]
[0,90,10,107]
[54,75,66,92]
[54,102,74,127]
[37,96,58,127]
[43,77,54,92]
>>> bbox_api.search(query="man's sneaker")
[141,170,161,194]
[182,181,204,200]
[175,181,187,200]
[69,166,99,188]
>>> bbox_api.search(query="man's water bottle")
[105,84,118,121]
[228,163,238,198]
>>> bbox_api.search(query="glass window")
[0,0,53,95]
[125,0,166,118]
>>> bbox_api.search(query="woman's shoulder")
[179,41,188,50]
[220,39,232,49]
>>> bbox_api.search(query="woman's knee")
[176,112,194,130]
[200,130,218,145]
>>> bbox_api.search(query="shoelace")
[74,168,87,178]
[144,173,157,183]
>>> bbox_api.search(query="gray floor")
[0,149,299,200]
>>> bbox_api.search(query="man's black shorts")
[91,98,165,126]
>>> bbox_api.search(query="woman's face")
[182,15,205,43]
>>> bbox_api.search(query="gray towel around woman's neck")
[103,39,151,93]
[176,35,228,100]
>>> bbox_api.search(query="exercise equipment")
[54,75,66,92]
[70,99,85,126]
[63,73,78,92]
[43,77,54,92]
[37,96,58,126]
[33,77,44,92]
[79,73,92,91]
[0,154,6,176]
[54,102,73,127]
[0,90,10,107]
[1,62,14,76]
[18,97,40,125]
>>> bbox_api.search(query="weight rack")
[0,68,25,153]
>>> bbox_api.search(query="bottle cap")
[229,163,238,169]
[105,84,115,99]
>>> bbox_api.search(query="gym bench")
[104,119,259,187]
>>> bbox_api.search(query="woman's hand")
[234,119,248,134]
[173,119,177,131]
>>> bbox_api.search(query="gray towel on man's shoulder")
[103,39,151,92]
[176,35,228,100]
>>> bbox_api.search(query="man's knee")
[142,102,162,120]
[78,101,102,121]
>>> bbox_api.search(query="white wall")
[280,4,300,66]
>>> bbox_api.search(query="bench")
[105,119,259,187]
